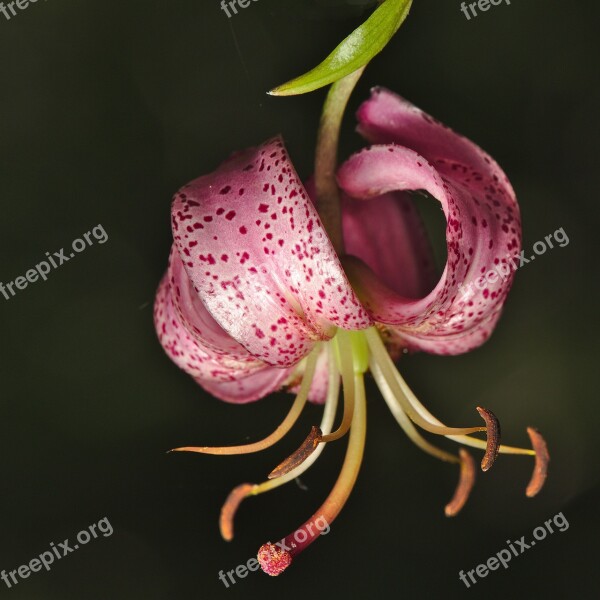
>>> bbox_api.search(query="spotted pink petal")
[303,176,437,304]
[357,88,516,198]
[337,140,520,355]
[154,273,292,403]
[171,137,371,368]
[169,246,253,361]
[341,192,437,300]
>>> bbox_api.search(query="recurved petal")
[341,191,437,300]
[303,175,436,317]
[171,137,371,368]
[338,143,520,355]
[357,88,515,197]
[154,273,292,403]
[168,246,251,361]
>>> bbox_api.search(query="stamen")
[217,345,340,540]
[366,328,486,436]
[258,369,367,575]
[170,345,320,456]
[320,330,355,442]
[372,358,459,465]
[476,407,501,471]
[525,427,549,497]
[366,327,539,460]
[446,434,535,456]
[374,358,478,515]
[220,483,254,541]
[445,449,476,517]
[268,426,323,479]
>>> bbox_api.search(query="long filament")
[172,345,320,456]
[366,328,535,456]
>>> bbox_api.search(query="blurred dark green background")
[1,0,598,598]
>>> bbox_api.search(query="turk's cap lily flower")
[154,88,548,575]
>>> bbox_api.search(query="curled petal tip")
[476,407,501,472]
[220,483,254,542]
[525,427,549,498]
[445,449,476,517]
[258,542,292,576]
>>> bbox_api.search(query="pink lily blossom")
[154,88,548,575]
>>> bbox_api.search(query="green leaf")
[269,0,413,97]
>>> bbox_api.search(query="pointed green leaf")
[269,0,413,97]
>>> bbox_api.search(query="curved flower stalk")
[154,89,549,576]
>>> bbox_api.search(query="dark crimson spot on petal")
[239,226,247,234]
[225,211,236,221]
[220,186,231,194]
[258,204,269,213]
[216,208,225,215]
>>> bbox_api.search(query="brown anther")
[219,483,254,541]
[477,406,501,471]
[525,427,549,497]
[267,426,323,480]
[445,449,477,517]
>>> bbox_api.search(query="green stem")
[314,66,365,255]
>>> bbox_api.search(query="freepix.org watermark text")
[1,517,113,590]
[460,0,511,21]
[0,0,46,22]
[458,512,569,588]
[458,227,569,301]
[220,0,259,19]
[218,515,330,587]
[0,224,108,301]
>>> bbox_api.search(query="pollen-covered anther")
[476,406,501,471]
[219,483,255,541]
[445,449,477,517]
[525,427,549,497]
[268,426,323,479]
[257,542,292,576]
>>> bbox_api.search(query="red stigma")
[257,542,292,576]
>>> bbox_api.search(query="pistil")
[219,344,340,541]
[258,335,368,575]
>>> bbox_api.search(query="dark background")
[1,0,598,598]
